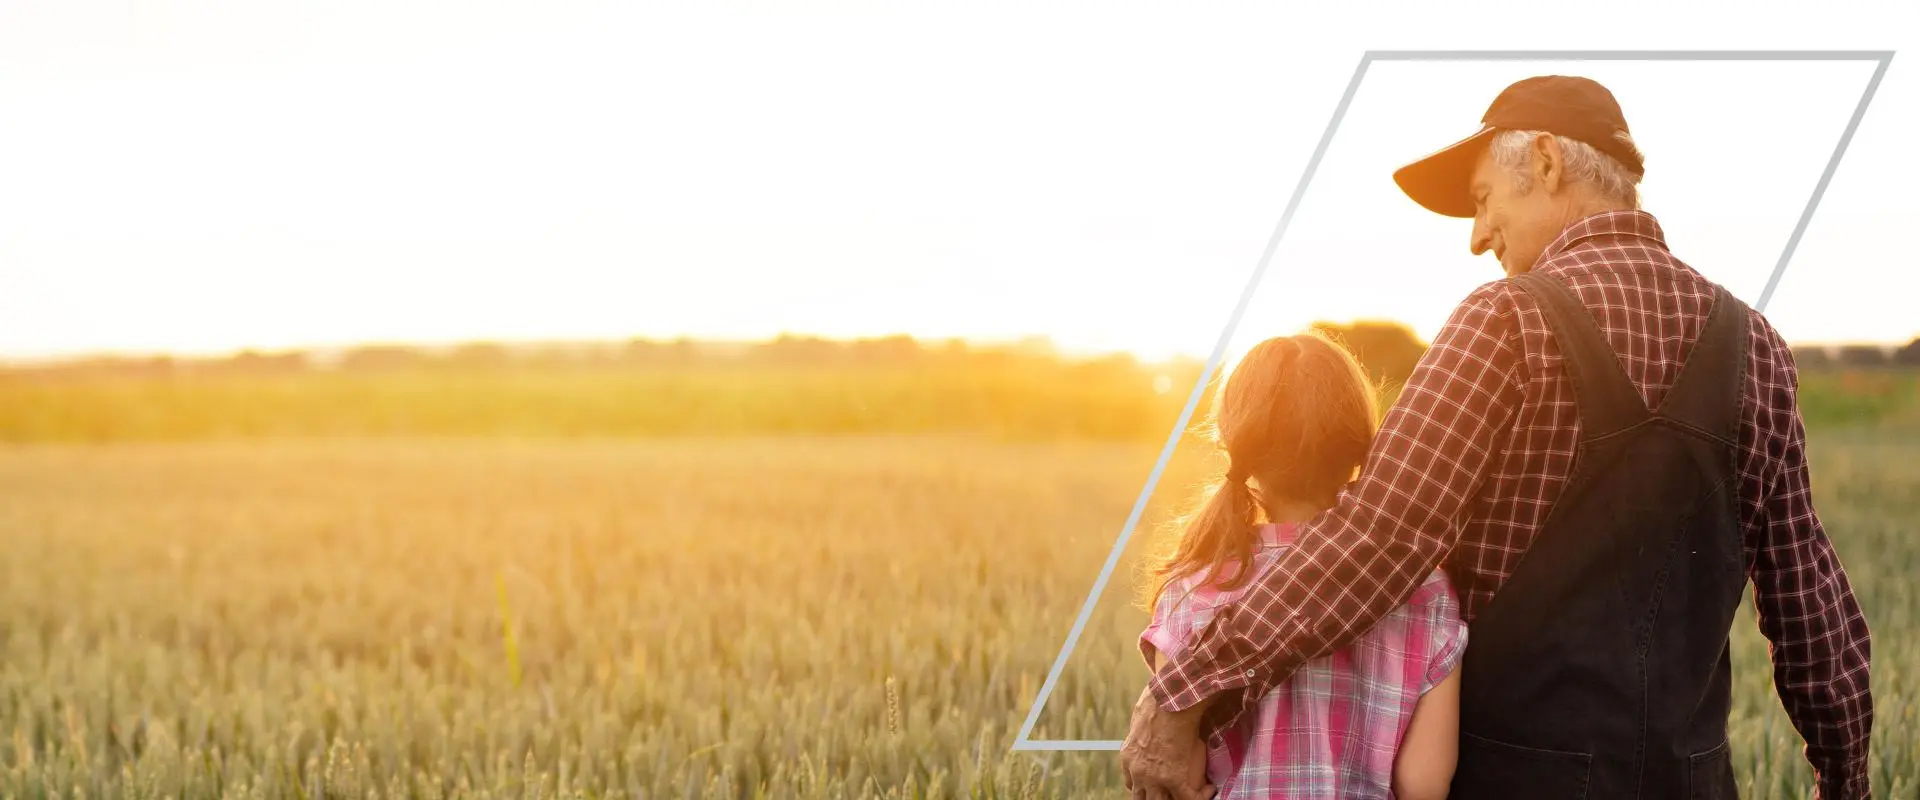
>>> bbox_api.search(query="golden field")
[2,425,1915,798]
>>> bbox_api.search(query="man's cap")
[1393,75,1644,218]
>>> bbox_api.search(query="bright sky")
[1,2,1915,362]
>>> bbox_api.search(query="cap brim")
[1392,125,1495,219]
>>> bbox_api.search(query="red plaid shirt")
[1150,210,1874,799]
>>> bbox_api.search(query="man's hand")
[1119,686,1215,800]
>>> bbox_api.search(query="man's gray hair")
[1487,128,1643,208]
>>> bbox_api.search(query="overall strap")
[1511,270,1650,439]
[1653,284,1750,443]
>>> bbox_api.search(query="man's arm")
[1148,282,1527,733]
[1750,357,1873,799]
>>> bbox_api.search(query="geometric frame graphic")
[1012,49,1896,752]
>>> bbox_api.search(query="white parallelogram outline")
[1010,49,1895,753]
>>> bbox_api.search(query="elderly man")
[1120,75,1873,799]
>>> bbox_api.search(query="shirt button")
[1245,669,1256,678]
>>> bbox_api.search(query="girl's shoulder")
[1142,549,1275,664]
[1159,524,1296,609]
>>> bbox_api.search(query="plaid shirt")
[1142,523,1467,799]
[1150,210,1874,799]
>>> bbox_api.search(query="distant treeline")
[2,325,1428,381]
[1793,340,1920,370]
[0,324,1912,443]
[7,326,1912,380]
[1,335,1084,378]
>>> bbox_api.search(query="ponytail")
[1140,460,1264,610]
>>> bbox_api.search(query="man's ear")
[1532,132,1562,192]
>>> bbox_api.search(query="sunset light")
[0,12,1909,363]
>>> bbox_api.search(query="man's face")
[1467,136,1564,277]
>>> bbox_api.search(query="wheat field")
[1,431,1914,798]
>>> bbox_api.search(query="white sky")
[1,2,1916,362]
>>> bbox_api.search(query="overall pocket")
[1688,740,1735,800]
[1450,731,1593,800]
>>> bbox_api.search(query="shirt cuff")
[1816,757,1871,800]
[1139,625,1178,670]
[1148,635,1265,713]
[1423,623,1468,694]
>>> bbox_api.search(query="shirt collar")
[1536,209,1668,264]
[1259,522,1300,548]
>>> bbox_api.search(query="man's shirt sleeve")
[1747,339,1874,800]
[1149,281,1527,734]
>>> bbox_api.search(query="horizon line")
[4,325,1914,369]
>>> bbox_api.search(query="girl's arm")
[1392,665,1461,800]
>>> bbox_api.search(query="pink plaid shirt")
[1142,522,1468,800]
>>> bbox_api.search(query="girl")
[1139,332,1467,800]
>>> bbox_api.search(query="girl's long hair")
[1139,331,1381,610]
